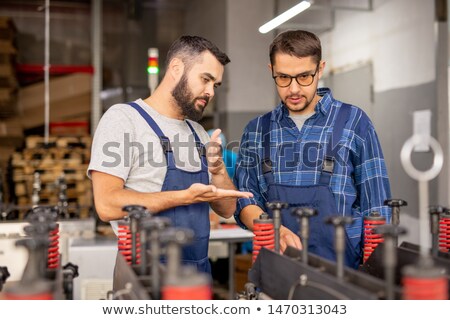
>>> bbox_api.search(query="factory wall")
[322,0,438,245]
[222,0,441,245]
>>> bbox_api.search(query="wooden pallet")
[11,135,93,218]
[25,135,92,149]
[14,178,91,196]
[12,165,89,183]
[13,148,89,161]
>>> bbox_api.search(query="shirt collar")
[315,87,333,115]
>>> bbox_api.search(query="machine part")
[47,224,60,269]
[122,205,149,265]
[26,206,60,270]
[252,213,274,263]
[266,202,288,253]
[384,199,407,227]
[19,233,51,281]
[399,241,450,260]
[160,228,211,300]
[113,282,134,300]
[160,228,194,280]
[384,199,407,247]
[402,264,448,299]
[249,247,391,299]
[3,281,54,300]
[363,212,386,263]
[139,216,171,299]
[374,225,407,300]
[62,262,79,300]
[27,206,59,223]
[243,282,257,300]
[0,266,10,292]
[112,254,150,300]
[31,172,42,208]
[439,210,450,253]
[325,216,353,280]
[287,274,350,300]
[161,266,211,300]
[56,174,70,219]
[400,134,443,260]
[236,282,273,300]
[400,134,447,300]
[1,206,13,221]
[429,206,444,256]
[117,221,140,265]
[362,241,450,297]
[291,207,317,265]
[3,237,54,300]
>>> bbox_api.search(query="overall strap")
[185,121,206,157]
[185,121,207,168]
[319,103,352,185]
[127,102,176,169]
[260,112,274,184]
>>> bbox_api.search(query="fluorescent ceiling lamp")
[259,0,312,34]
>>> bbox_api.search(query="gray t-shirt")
[289,112,315,131]
[88,99,211,232]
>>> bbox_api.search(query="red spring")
[117,224,141,265]
[253,222,275,263]
[47,224,60,269]
[439,216,450,253]
[162,285,212,300]
[403,276,448,300]
[363,213,386,263]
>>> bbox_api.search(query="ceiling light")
[258,0,312,34]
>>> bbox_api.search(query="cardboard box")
[18,73,91,111]
[17,73,92,129]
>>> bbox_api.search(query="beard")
[172,74,209,121]
[283,93,314,114]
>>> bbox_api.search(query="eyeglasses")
[272,64,320,88]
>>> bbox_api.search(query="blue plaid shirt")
[234,88,391,241]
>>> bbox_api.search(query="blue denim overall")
[128,102,211,273]
[261,104,360,268]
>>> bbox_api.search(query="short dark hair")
[165,35,230,71]
[269,30,321,66]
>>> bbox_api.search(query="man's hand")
[206,129,226,175]
[279,225,303,252]
[185,183,253,204]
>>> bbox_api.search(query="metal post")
[91,0,103,133]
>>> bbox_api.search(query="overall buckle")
[262,158,273,174]
[322,156,334,173]
[196,142,206,157]
[160,137,172,153]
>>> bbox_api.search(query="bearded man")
[88,35,252,276]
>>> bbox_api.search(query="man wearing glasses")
[233,30,391,268]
